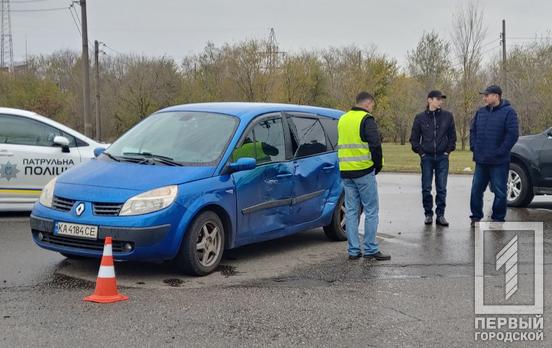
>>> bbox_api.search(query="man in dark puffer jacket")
[469,85,519,225]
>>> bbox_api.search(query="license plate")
[55,222,98,240]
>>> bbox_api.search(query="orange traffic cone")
[84,237,128,303]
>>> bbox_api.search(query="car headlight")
[39,177,57,208]
[119,185,178,216]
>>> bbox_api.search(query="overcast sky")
[8,0,552,67]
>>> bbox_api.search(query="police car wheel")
[174,211,225,276]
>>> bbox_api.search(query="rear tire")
[174,211,225,276]
[507,162,534,207]
[324,195,358,241]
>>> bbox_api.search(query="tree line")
[0,3,551,147]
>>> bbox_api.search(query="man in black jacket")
[409,90,457,226]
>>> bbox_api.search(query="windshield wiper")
[102,151,120,162]
[122,152,183,166]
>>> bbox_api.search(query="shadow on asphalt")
[60,228,339,284]
[527,201,552,210]
[0,211,31,218]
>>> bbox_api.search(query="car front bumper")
[30,211,178,261]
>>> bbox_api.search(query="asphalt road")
[1,173,551,347]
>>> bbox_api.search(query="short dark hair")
[356,91,374,104]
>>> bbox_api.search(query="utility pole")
[80,0,92,137]
[500,19,507,94]
[94,40,101,141]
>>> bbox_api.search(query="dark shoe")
[348,254,362,260]
[363,251,391,261]
[436,216,449,227]
[424,216,433,225]
[470,219,481,228]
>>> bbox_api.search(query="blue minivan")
[30,103,348,275]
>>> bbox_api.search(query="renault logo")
[76,203,85,216]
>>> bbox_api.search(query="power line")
[67,6,80,37]
[69,2,79,25]
[481,44,501,55]
[68,3,95,48]
[9,6,67,12]
[480,39,500,49]
[11,0,53,3]
[102,42,123,55]
[509,36,552,40]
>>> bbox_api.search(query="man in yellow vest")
[338,92,390,261]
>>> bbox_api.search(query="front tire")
[174,211,225,276]
[507,163,534,207]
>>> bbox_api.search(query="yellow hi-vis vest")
[337,110,375,171]
[231,142,269,162]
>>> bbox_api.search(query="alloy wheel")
[507,170,522,202]
[196,221,222,268]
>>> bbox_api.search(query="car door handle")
[0,150,14,157]
[322,164,335,171]
[276,173,293,179]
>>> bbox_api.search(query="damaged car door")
[287,113,338,223]
[231,113,294,242]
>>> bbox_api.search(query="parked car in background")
[508,127,552,207]
[30,102,348,276]
[0,107,105,211]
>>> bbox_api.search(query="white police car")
[0,107,104,211]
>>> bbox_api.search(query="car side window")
[288,116,329,158]
[319,117,338,150]
[0,114,77,147]
[231,117,286,165]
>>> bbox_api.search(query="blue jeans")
[343,171,379,256]
[470,162,509,221]
[421,154,449,217]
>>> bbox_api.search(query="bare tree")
[388,75,424,144]
[451,1,487,150]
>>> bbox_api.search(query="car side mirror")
[228,157,256,172]
[547,129,552,138]
[94,147,106,157]
[53,136,70,153]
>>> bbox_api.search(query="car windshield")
[106,111,238,166]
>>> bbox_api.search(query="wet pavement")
[1,173,551,347]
